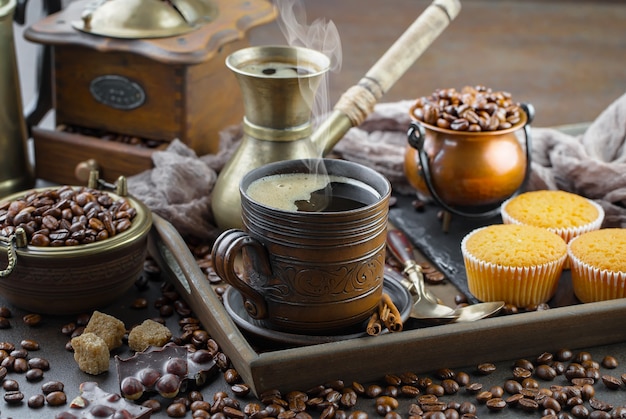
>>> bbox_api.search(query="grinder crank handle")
[312,0,462,155]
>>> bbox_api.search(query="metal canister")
[0,0,33,198]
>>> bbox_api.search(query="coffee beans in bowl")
[0,185,152,314]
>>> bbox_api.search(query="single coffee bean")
[601,374,622,389]
[485,398,506,411]
[46,390,67,406]
[4,390,24,404]
[555,348,574,362]
[517,397,539,412]
[365,384,383,398]
[224,368,240,385]
[0,307,11,317]
[588,397,612,411]
[3,378,19,390]
[476,363,496,375]
[28,357,50,370]
[25,367,44,382]
[61,322,76,335]
[13,357,28,373]
[10,348,28,358]
[20,339,40,351]
[232,383,251,397]
[442,379,460,395]
[601,355,618,369]
[22,313,42,326]
[131,298,148,309]
[28,393,45,408]
[455,371,470,387]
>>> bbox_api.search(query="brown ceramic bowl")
[0,186,152,315]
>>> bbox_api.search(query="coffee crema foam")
[248,172,382,213]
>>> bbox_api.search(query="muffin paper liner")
[568,245,626,303]
[500,197,605,243]
[461,231,567,307]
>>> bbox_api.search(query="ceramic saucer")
[223,274,412,347]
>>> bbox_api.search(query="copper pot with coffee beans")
[0,177,152,314]
[404,85,534,218]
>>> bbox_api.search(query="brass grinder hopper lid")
[72,0,218,39]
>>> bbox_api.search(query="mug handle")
[211,229,271,320]
[407,103,535,218]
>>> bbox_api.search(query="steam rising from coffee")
[272,0,343,211]
[275,0,342,137]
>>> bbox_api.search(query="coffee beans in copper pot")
[411,85,523,132]
[0,186,136,246]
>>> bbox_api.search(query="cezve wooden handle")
[315,0,462,154]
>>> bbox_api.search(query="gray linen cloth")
[128,93,626,241]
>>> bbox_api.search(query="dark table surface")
[1,194,625,419]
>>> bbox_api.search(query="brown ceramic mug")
[211,158,391,334]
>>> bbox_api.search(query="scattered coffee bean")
[46,390,67,406]
[476,363,496,375]
[3,378,19,391]
[601,355,619,369]
[28,357,50,371]
[25,367,44,382]
[4,390,24,404]
[22,313,42,326]
[20,339,40,351]
[0,307,11,317]
[28,393,45,408]
[131,298,148,309]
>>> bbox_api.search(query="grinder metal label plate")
[89,75,146,110]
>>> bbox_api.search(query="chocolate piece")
[115,343,218,400]
[55,382,151,419]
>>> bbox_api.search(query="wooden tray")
[148,208,626,397]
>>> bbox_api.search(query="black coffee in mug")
[246,173,380,213]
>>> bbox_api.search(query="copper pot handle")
[211,229,270,320]
[407,103,535,218]
[0,227,27,278]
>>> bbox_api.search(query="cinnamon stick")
[380,293,403,333]
[366,311,382,336]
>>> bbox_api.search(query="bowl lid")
[71,0,218,39]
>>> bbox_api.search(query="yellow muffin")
[501,190,604,243]
[462,224,567,307]
[568,228,626,303]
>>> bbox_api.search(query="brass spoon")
[386,231,459,322]
[386,230,504,323]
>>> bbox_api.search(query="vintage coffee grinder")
[0,0,34,197]
[212,0,462,229]
[23,0,276,185]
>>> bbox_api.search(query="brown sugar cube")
[84,311,126,351]
[71,332,110,375]
[128,319,173,352]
